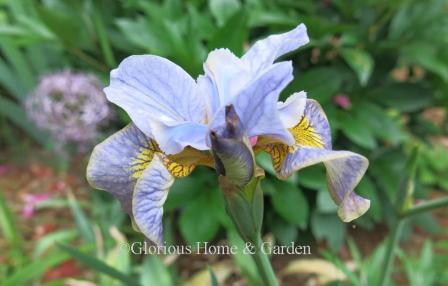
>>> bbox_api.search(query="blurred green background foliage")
[1,0,448,285]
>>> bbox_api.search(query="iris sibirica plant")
[87,24,369,285]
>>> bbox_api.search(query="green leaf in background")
[270,180,309,229]
[140,256,173,286]
[36,5,81,45]
[58,244,140,286]
[370,83,433,112]
[269,216,298,245]
[401,43,448,81]
[0,40,35,92]
[284,67,344,103]
[356,177,381,222]
[227,230,260,285]
[341,48,374,86]
[2,251,69,286]
[353,102,402,145]
[179,188,222,244]
[209,0,241,27]
[311,211,346,252]
[34,229,78,258]
[209,9,248,56]
[0,96,51,147]
[316,190,337,214]
[0,191,24,265]
[0,58,27,100]
[339,111,377,149]
[101,227,131,286]
[92,8,116,68]
[296,165,327,190]
[209,266,220,286]
[66,190,95,243]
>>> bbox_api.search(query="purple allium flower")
[25,71,110,153]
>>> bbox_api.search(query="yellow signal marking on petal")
[261,116,324,175]
[162,158,195,177]
[262,144,290,173]
[289,116,324,148]
[129,140,196,179]
[129,140,159,179]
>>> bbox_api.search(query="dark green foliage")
[1,0,447,259]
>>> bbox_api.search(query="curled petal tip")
[338,194,370,222]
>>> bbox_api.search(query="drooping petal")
[277,91,307,128]
[282,147,370,222]
[242,24,309,75]
[132,155,174,245]
[262,99,370,222]
[209,61,295,145]
[104,55,207,154]
[86,123,158,213]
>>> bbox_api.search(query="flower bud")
[210,105,255,189]
[210,105,263,242]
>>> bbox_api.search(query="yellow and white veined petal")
[86,123,158,214]
[263,99,370,222]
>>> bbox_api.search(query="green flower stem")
[401,196,448,218]
[379,196,448,286]
[379,218,406,286]
[252,235,278,286]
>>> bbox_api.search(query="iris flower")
[87,24,369,245]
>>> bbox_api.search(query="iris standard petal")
[203,49,251,110]
[242,24,309,75]
[234,62,295,144]
[277,91,307,128]
[263,99,369,222]
[209,61,295,146]
[132,155,174,245]
[104,55,207,154]
[86,123,158,213]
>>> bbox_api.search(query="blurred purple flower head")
[25,71,110,152]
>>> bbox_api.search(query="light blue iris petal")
[242,24,309,75]
[86,123,150,214]
[234,62,295,144]
[132,155,174,245]
[202,49,251,115]
[302,99,332,149]
[280,99,370,222]
[277,91,307,128]
[209,61,295,145]
[282,148,369,222]
[104,55,207,154]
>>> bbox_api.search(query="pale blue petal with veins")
[132,155,173,245]
[86,123,154,214]
[276,100,370,222]
[104,55,208,154]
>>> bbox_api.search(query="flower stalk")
[211,105,278,286]
[379,146,448,286]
